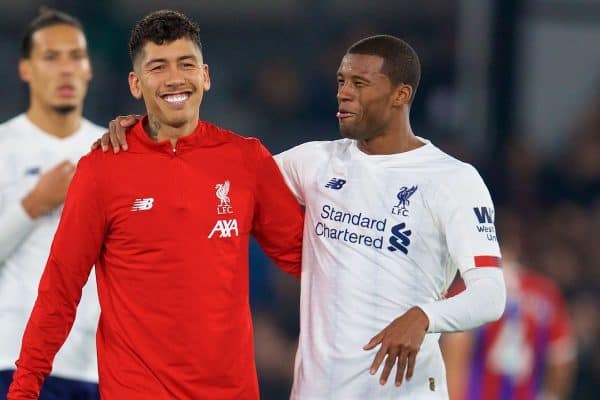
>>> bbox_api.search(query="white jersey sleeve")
[438,164,501,273]
[418,164,505,332]
[274,143,312,205]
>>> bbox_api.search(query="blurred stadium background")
[0,0,598,398]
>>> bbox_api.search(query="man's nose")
[336,81,353,102]
[164,65,186,86]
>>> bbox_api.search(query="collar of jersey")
[130,116,207,154]
[19,113,86,146]
[349,136,433,162]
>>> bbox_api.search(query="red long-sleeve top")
[8,119,304,400]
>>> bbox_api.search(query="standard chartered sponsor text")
[316,204,387,249]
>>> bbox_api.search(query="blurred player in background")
[442,212,576,400]
[7,10,303,400]
[0,9,101,400]
[100,34,506,399]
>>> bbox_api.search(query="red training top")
[8,119,304,400]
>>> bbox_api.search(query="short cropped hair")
[347,35,421,102]
[128,10,202,65]
[20,8,84,59]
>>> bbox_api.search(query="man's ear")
[392,83,413,107]
[128,71,143,99]
[18,59,31,83]
[202,64,211,92]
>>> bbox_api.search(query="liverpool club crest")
[215,180,233,214]
[392,186,417,216]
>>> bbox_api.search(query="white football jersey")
[0,114,103,382]
[275,138,501,399]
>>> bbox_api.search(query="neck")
[145,114,199,147]
[357,114,424,155]
[26,101,82,138]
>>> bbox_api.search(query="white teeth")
[164,93,189,103]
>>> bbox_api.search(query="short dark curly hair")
[21,8,84,59]
[347,35,421,103]
[128,10,202,66]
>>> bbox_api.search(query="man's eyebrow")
[144,57,167,67]
[178,55,198,62]
[144,54,199,67]
[337,72,372,83]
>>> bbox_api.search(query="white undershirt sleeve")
[0,201,37,263]
[417,267,506,333]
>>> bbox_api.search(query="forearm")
[418,268,506,333]
[6,368,42,400]
[0,200,37,263]
[8,255,85,398]
[540,361,575,400]
[441,332,473,399]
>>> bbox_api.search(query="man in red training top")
[7,10,304,400]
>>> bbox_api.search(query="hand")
[21,160,75,218]
[363,306,429,387]
[91,115,141,153]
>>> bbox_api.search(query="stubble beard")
[339,122,367,140]
[51,105,77,115]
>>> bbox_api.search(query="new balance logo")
[325,178,347,190]
[473,207,494,224]
[131,198,154,211]
[208,219,239,238]
[25,166,41,176]
[387,223,412,254]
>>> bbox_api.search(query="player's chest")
[5,143,84,189]
[1,144,85,221]
[305,162,437,256]
[105,159,255,240]
[308,162,431,223]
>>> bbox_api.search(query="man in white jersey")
[98,35,506,399]
[0,9,101,399]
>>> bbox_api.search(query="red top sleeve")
[8,155,105,399]
[250,141,304,278]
